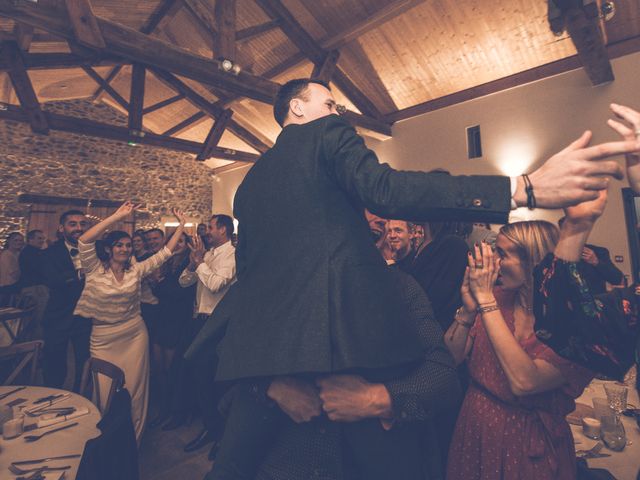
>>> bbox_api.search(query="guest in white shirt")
[178,214,236,457]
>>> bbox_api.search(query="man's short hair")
[145,228,164,238]
[273,78,331,127]
[59,209,85,225]
[26,229,43,241]
[211,214,234,238]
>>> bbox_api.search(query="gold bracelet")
[477,303,499,315]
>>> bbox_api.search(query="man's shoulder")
[44,240,66,257]
[586,243,610,256]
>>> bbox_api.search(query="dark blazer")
[579,244,624,295]
[41,239,84,332]
[18,244,44,288]
[215,114,511,381]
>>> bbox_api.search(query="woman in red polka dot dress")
[444,222,594,480]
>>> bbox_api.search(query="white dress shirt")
[179,240,236,315]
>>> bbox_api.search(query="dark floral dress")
[534,254,640,389]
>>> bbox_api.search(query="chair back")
[0,340,43,385]
[79,358,125,415]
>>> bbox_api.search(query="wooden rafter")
[320,0,426,50]
[142,93,185,115]
[0,41,48,134]
[128,64,145,132]
[197,109,233,160]
[149,67,272,152]
[0,1,279,104]
[255,0,385,120]
[64,0,106,49]
[561,3,614,85]
[181,0,217,45]
[0,53,121,71]
[214,0,236,62]
[81,65,129,110]
[0,104,259,162]
[385,34,640,123]
[13,22,33,51]
[162,111,207,137]
[311,50,340,83]
[237,20,280,42]
[213,161,251,174]
[93,0,180,102]
[90,64,123,101]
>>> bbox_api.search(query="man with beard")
[42,210,91,390]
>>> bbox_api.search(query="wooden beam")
[320,0,425,50]
[0,52,122,71]
[563,5,614,85]
[341,110,391,138]
[237,20,280,42]
[142,93,185,115]
[214,0,236,61]
[81,65,129,110]
[197,108,233,160]
[385,34,640,123]
[13,22,34,51]
[128,64,145,132]
[149,67,273,152]
[1,42,48,134]
[162,111,207,137]
[64,0,106,49]
[255,0,383,119]
[90,64,122,101]
[311,50,340,83]
[0,104,259,162]
[213,161,252,174]
[0,1,279,103]
[181,0,217,45]
[140,0,179,34]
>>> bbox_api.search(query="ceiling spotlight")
[219,59,241,76]
[601,1,615,21]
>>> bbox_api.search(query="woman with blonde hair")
[445,220,594,480]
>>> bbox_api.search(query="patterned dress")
[74,240,172,440]
[447,288,594,480]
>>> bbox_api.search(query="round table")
[571,379,640,480]
[0,386,101,479]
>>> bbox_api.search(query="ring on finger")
[475,261,484,269]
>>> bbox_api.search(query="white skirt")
[90,315,149,442]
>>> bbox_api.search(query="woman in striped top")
[74,201,186,441]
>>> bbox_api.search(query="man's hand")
[316,375,393,422]
[608,103,640,193]
[513,130,636,209]
[581,247,599,266]
[188,234,206,267]
[266,377,322,423]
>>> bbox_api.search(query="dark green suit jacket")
[203,114,511,381]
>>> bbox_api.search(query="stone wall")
[0,100,213,240]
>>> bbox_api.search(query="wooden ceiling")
[0,0,638,172]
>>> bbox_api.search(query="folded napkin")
[37,407,89,428]
[24,394,72,414]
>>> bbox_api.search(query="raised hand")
[172,208,187,226]
[113,201,141,219]
[608,103,640,193]
[564,189,608,225]
[188,232,206,266]
[460,266,478,313]
[517,130,637,209]
[467,242,499,305]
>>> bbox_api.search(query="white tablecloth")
[0,386,101,479]
[571,379,640,480]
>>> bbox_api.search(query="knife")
[11,454,81,465]
[0,386,26,401]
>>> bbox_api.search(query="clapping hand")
[467,242,500,305]
[608,103,640,193]
[188,233,206,267]
[563,190,608,227]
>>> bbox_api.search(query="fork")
[23,422,79,442]
[9,464,71,475]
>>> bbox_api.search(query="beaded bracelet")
[477,303,499,315]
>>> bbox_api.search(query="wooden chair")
[0,340,43,385]
[79,358,125,416]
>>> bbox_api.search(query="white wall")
[215,51,640,279]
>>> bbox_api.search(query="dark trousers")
[43,315,91,391]
[189,314,229,437]
[207,383,423,480]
